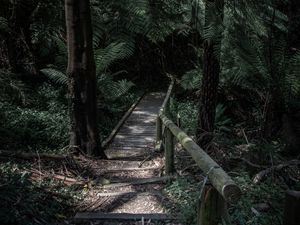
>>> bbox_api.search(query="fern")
[95,41,135,73]
[40,68,68,86]
[180,68,202,90]
[97,74,134,101]
[0,17,8,32]
[0,70,26,104]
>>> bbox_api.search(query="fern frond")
[180,68,202,90]
[40,68,68,86]
[0,17,9,32]
[95,41,135,73]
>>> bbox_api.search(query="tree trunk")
[196,0,224,149]
[65,0,103,157]
[6,0,38,75]
[283,190,300,225]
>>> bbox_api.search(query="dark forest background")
[0,0,300,224]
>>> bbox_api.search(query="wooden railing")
[156,78,241,225]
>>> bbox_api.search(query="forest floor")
[1,136,299,225]
[1,93,300,225]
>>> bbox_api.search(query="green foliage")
[230,172,285,225]
[180,68,202,90]
[95,41,135,73]
[164,177,199,225]
[0,70,26,104]
[215,104,231,132]
[0,16,8,32]
[0,84,69,152]
[41,68,68,86]
[171,99,198,135]
[0,162,81,225]
[171,99,232,135]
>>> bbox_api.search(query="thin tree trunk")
[196,0,224,149]
[65,0,104,157]
[6,0,38,75]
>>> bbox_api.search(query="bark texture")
[65,0,103,156]
[196,0,224,149]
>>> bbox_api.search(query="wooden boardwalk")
[105,92,165,160]
[75,92,177,224]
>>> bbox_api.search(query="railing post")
[197,185,228,225]
[165,127,174,174]
[156,115,162,143]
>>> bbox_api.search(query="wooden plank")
[101,176,174,189]
[112,140,155,144]
[120,126,156,131]
[104,149,151,159]
[101,94,145,148]
[95,190,163,197]
[113,136,155,141]
[107,146,152,151]
[74,212,174,222]
[111,143,154,148]
[102,166,161,172]
[117,132,156,136]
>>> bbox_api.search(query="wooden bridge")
[74,79,241,225]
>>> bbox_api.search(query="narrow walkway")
[105,92,165,160]
[75,92,178,225]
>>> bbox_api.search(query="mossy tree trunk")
[65,0,104,157]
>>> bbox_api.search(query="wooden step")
[102,176,173,188]
[105,149,151,159]
[113,136,155,141]
[111,142,155,148]
[74,212,175,222]
[96,159,156,168]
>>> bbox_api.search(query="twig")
[241,129,249,145]
[0,150,72,160]
[230,157,267,169]
[253,160,300,184]
[138,155,151,168]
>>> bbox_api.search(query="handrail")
[159,76,175,114]
[156,77,241,224]
[159,113,241,203]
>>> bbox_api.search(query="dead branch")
[30,169,84,186]
[253,160,300,184]
[230,157,267,169]
[0,150,71,160]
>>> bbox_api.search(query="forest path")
[75,92,180,225]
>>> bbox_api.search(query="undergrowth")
[0,162,82,225]
[164,177,199,225]
[230,173,285,225]
[167,98,297,225]
[0,79,139,153]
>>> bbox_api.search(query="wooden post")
[156,115,162,143]
[165,127,174,174]
[283,190,300,225]
[197,185,228,225]
[160,113,241,203]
